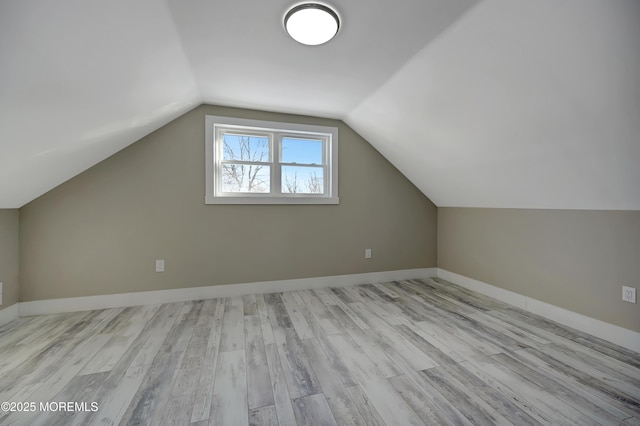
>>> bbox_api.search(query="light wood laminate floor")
[0,278,639,425]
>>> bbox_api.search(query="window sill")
[205,196,339,205]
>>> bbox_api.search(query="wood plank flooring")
[0,278,639,425]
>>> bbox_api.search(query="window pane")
[222,164,270,193]
[281,137,323,165]
[281,166,324,194]
[222,134,270,162]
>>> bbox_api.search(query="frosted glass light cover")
[285,4,339,46]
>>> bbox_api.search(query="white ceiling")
[348,0,640,210]
[1,0,638,209]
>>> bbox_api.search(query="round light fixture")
[284,3,340,46]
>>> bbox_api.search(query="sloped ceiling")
[348,0,640,210]
[1,0,638,209]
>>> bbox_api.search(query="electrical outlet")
[622,286,636,303]
[156,260,165,273]
[365,248,372,259]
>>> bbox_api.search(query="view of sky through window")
[281,137,323,164]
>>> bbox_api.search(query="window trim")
[205,115,339,204]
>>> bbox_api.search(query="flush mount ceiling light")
[284,3,340,46]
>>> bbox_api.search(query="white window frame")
[205,115,339,204]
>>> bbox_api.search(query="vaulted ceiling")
[1,0,638,209]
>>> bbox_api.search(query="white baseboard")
[19,268,437,317]
[0,303,19,328]
[437,268,640,353]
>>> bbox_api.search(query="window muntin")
[205,116,338,204]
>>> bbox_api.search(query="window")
[205,115,339,204]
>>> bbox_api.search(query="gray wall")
[19,105,437,302]
[0,209,19,309]
[438,208,640,332]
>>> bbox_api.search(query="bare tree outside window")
[307,173,322,193]
[221,135,270,193]
[283,170,300,194]
[282,166,324,194]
